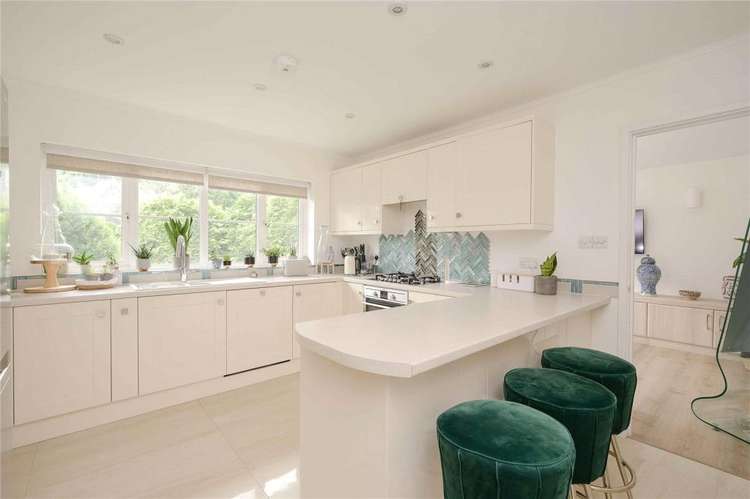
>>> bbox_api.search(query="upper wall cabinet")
[331,117,554,235]
[428,120,554,232]
[331,164,382,235]
[380,150,427,205]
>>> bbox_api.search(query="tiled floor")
[3,373,749,498]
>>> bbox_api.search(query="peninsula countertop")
[295,285,611,378]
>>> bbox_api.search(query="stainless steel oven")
[363,286,408,311]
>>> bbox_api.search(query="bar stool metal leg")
[589,435,636,497]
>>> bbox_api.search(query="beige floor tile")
[27,431,245,499]
[2,443,37,499]
[29,401,217,490]
[136,469,268,499]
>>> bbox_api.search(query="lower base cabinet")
[645,303,714,347]
[14,301,111,424]
[293,282,344,358]
[342,283,364,315]
[227,286,293,375]
[139,292,227,395]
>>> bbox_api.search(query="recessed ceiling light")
[253,83,268,91]
[345,113,356,119]
[274,54,298,73]
[477,60,494,70]
[103,33,124,46]
[389,3,407,16]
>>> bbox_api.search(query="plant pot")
[211,258,222,270]
[244,256,255,266]
[223,260,232,268]
[534,275,558,295]
[79,264,91,275]
[268,255,278,267]
[136,258,151,272]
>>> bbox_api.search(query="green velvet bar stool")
[542,347,637,498]
[503,368,616,497]
[437,399,576,499]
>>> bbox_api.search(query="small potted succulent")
[222,255,232,268]
[130,243,154,272]
[534,251,558,295]
[72,250,94,276]
[244,251,255,267]
[209,249,223,270]
[264,246,281,267]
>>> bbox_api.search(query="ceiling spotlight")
[389,3,407,16]
[103,33,124,45]
[274,54,299,73]
[477,60,494,70]
[345,113,356,119]
[253,83,268,91]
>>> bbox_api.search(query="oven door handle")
[363,301,393,310]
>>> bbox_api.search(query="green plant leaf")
[539,251,558,277]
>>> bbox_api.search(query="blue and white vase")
[637,255,661,295]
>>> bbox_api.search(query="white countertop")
[295,285,610,378]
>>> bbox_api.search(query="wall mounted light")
[685,186,702,209]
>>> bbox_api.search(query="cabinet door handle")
[295,291,302,297]
[95,311,106,319]
[217,298,225,306]
[260,290,266,297]
[455,212,462,219]
[120,308,129,316]
[706,313,712,330]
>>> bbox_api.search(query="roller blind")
[208,174,307,199]
[47,153,204,186]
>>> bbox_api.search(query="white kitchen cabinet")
[112,298,138,402]
[427,120,554,231]
[293,282,344,357]
[139,291,227,395]
[408,292,452,304]
[331,167,362,233]
[361,164,382,232]
[342,282,364,315]
[633,301,648,337]
[647,303,714,347]
[426,142,458,229]
[227,286,293,374]
[381,150,427,205]
[14,300,111,424]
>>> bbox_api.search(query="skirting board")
[9,359,300,449]
[633,335,746,363]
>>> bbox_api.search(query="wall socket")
[578,235,608,249]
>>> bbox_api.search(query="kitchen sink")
[134,278,267,290]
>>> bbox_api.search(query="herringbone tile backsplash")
[378,230,490,284]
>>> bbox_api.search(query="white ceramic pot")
[344,255,356,275]
[136,258,151,272]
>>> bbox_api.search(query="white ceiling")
[637,115,750,170]
[3,2,750,156]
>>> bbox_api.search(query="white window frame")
[45,169,307,271]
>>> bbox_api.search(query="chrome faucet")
[175,234,188,282]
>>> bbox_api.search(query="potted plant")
[244,251,255,267]
[288,245,297,258]
[535,251,558,295]
[223,255,232,268]
[72,250,94,276]
[164,217,193,269]
[209,249,222,270]
[723,237,749,299]
[130,243,154,272]
[264,246,281,266]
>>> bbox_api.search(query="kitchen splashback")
[378,225,490,284]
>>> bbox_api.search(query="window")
[208,189,257,261]
[264,195,299,254]
[56,170,122,262]
[44,153,308,270]
[139,179,200,266]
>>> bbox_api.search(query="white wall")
[6,80,346,276]
[635,155,750,299]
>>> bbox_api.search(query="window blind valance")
[46,154,204,186]
[208,174,307,199]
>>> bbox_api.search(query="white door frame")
[617,104,750,362]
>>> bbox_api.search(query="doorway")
[622,107,750,478]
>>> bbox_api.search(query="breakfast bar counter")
[295,287,611,498]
